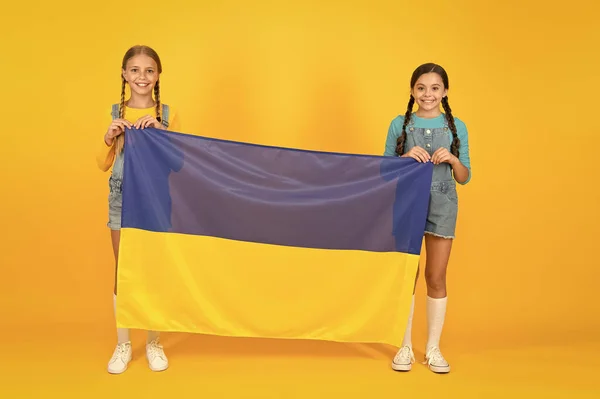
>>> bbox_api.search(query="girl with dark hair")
[384,63,472,374]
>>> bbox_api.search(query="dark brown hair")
[115,45,163,154]
[395,63,460,157]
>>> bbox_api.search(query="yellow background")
[1,0,599,396]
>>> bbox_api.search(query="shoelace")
[395,346,415,364]
[424,347,447,366]
[111,343,130,362]
[147,340,166,359]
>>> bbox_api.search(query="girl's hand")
[431,148,457,165]
[402,146,431,163]
[134,115,165,130]
[105,119,132,145]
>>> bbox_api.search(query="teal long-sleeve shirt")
[383,113,472,185]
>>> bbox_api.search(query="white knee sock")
[401,295,415,347]
[426,296,447,351]
[113,294,130,344]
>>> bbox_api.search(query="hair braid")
[115,76,127,154]
[395,95,414,156]
[441,96,460,158]
[154,80,162,123]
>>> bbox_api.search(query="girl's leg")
[111,229,169,372]
[423,233,452,373]
[403,265,419,347]
[108,229,132,374]
[391,265,419,372]
[111,229,130,344]
[111,229,119,293]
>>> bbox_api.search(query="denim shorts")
[107,153,124,230]
[403,122,459,240]
[107,175,122,230]
[425,180,458,239]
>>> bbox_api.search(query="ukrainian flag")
[116,128,433,347]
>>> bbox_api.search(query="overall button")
[410,127,414,132]
[426,129,431,134]
[426,143,431,148]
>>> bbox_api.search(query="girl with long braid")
[384,63,472,374]
[96,45,180,374]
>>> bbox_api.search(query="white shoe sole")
[428,364,450,373]
[108,358,131,374]
[391,362,412,371]
[106,358,131,374]
[108,365,129,374]
[147,356,169,372]
[148,363,168,372]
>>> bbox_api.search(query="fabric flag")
[116,128,433,347]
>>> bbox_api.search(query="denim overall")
[404,117,458,239]
[106,103,170,230]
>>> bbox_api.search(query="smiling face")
[122,54,159,97]
[411,72,448,117]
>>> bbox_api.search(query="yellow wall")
[1,0,598,343]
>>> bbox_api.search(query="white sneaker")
[146,338,169,372]
[424,346,450,373]
[391,345,415,371]
[107,342,132,374]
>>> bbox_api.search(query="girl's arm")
[383,117,403,157]
[452,119,471,184]
[97,139,115,172]
[450,157,470,184]
[97,117,131,172]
